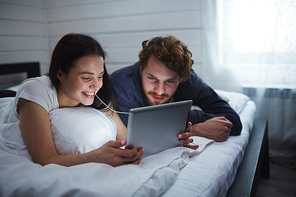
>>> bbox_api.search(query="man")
[110,35,242,142]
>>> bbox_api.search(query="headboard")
[0,62,41,96]
[0,62,40,78]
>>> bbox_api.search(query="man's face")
[140,55,180,106]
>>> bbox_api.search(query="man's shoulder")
[111,64,131,74]
[174,69,205,100]
[180,69,203,87]
[110,62,141,90]
[110,65,131,79]
[110,62,145,110]
[111,62,139,77]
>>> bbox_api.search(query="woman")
[6,33,143,167]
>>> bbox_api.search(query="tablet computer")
[125,100,192,158]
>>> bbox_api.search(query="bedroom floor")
[256,157,296,197]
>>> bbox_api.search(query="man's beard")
[146,91,171,106]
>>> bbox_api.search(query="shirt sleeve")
[17,79,54,113]
[176,71,242,135]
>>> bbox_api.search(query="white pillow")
[214,89,250,114]
[49,107,117,155]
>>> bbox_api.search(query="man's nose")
[155,82,165,95]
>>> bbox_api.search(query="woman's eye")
[82,77,91,81]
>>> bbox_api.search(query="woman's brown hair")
[48,33,113,110]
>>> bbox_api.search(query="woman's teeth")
[83,92,94,96]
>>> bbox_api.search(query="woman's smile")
[82,91,96,99]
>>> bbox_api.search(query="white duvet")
[0,90,256,197]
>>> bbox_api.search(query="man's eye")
[148,76,155,80]
[165,80,177,86]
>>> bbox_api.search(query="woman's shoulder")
[18,76,53,94]
[16,76,59,112]
[20,75,51,87]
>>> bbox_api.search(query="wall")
[0,0,201,86]
[0,0,48,88]
[45,0,202,74]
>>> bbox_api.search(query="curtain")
[200,0,296,159]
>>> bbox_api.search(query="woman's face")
[57,55,105,107]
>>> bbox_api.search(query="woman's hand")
[91,140,144,167]
[177,122,199,149]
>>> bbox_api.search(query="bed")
[0,62,269,197]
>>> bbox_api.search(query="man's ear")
[139,66,142,75]
[57,69,65,83]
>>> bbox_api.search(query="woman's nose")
[90,79,102,91]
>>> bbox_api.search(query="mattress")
[0,90,256,197]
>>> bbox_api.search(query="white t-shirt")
[0,76,117,157]
[0,76,59,124]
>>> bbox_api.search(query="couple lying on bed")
[0,33,242,167]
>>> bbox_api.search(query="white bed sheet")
[163,100,256,197]
[0,90,256,197]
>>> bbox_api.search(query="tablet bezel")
[125,100,192,158]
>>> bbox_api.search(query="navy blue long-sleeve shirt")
[110,62,242,135]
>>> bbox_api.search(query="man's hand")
[189,117,233,142]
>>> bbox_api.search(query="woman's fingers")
[183,143,199,149]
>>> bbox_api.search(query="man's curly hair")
[139,35,194,82]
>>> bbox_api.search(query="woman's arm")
[104,106,127,141]
[18,98,142,167]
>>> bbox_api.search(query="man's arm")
[188,106,242,136]
[189,117,233,142]
[175,71,242,140]
[188,93,242,141]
